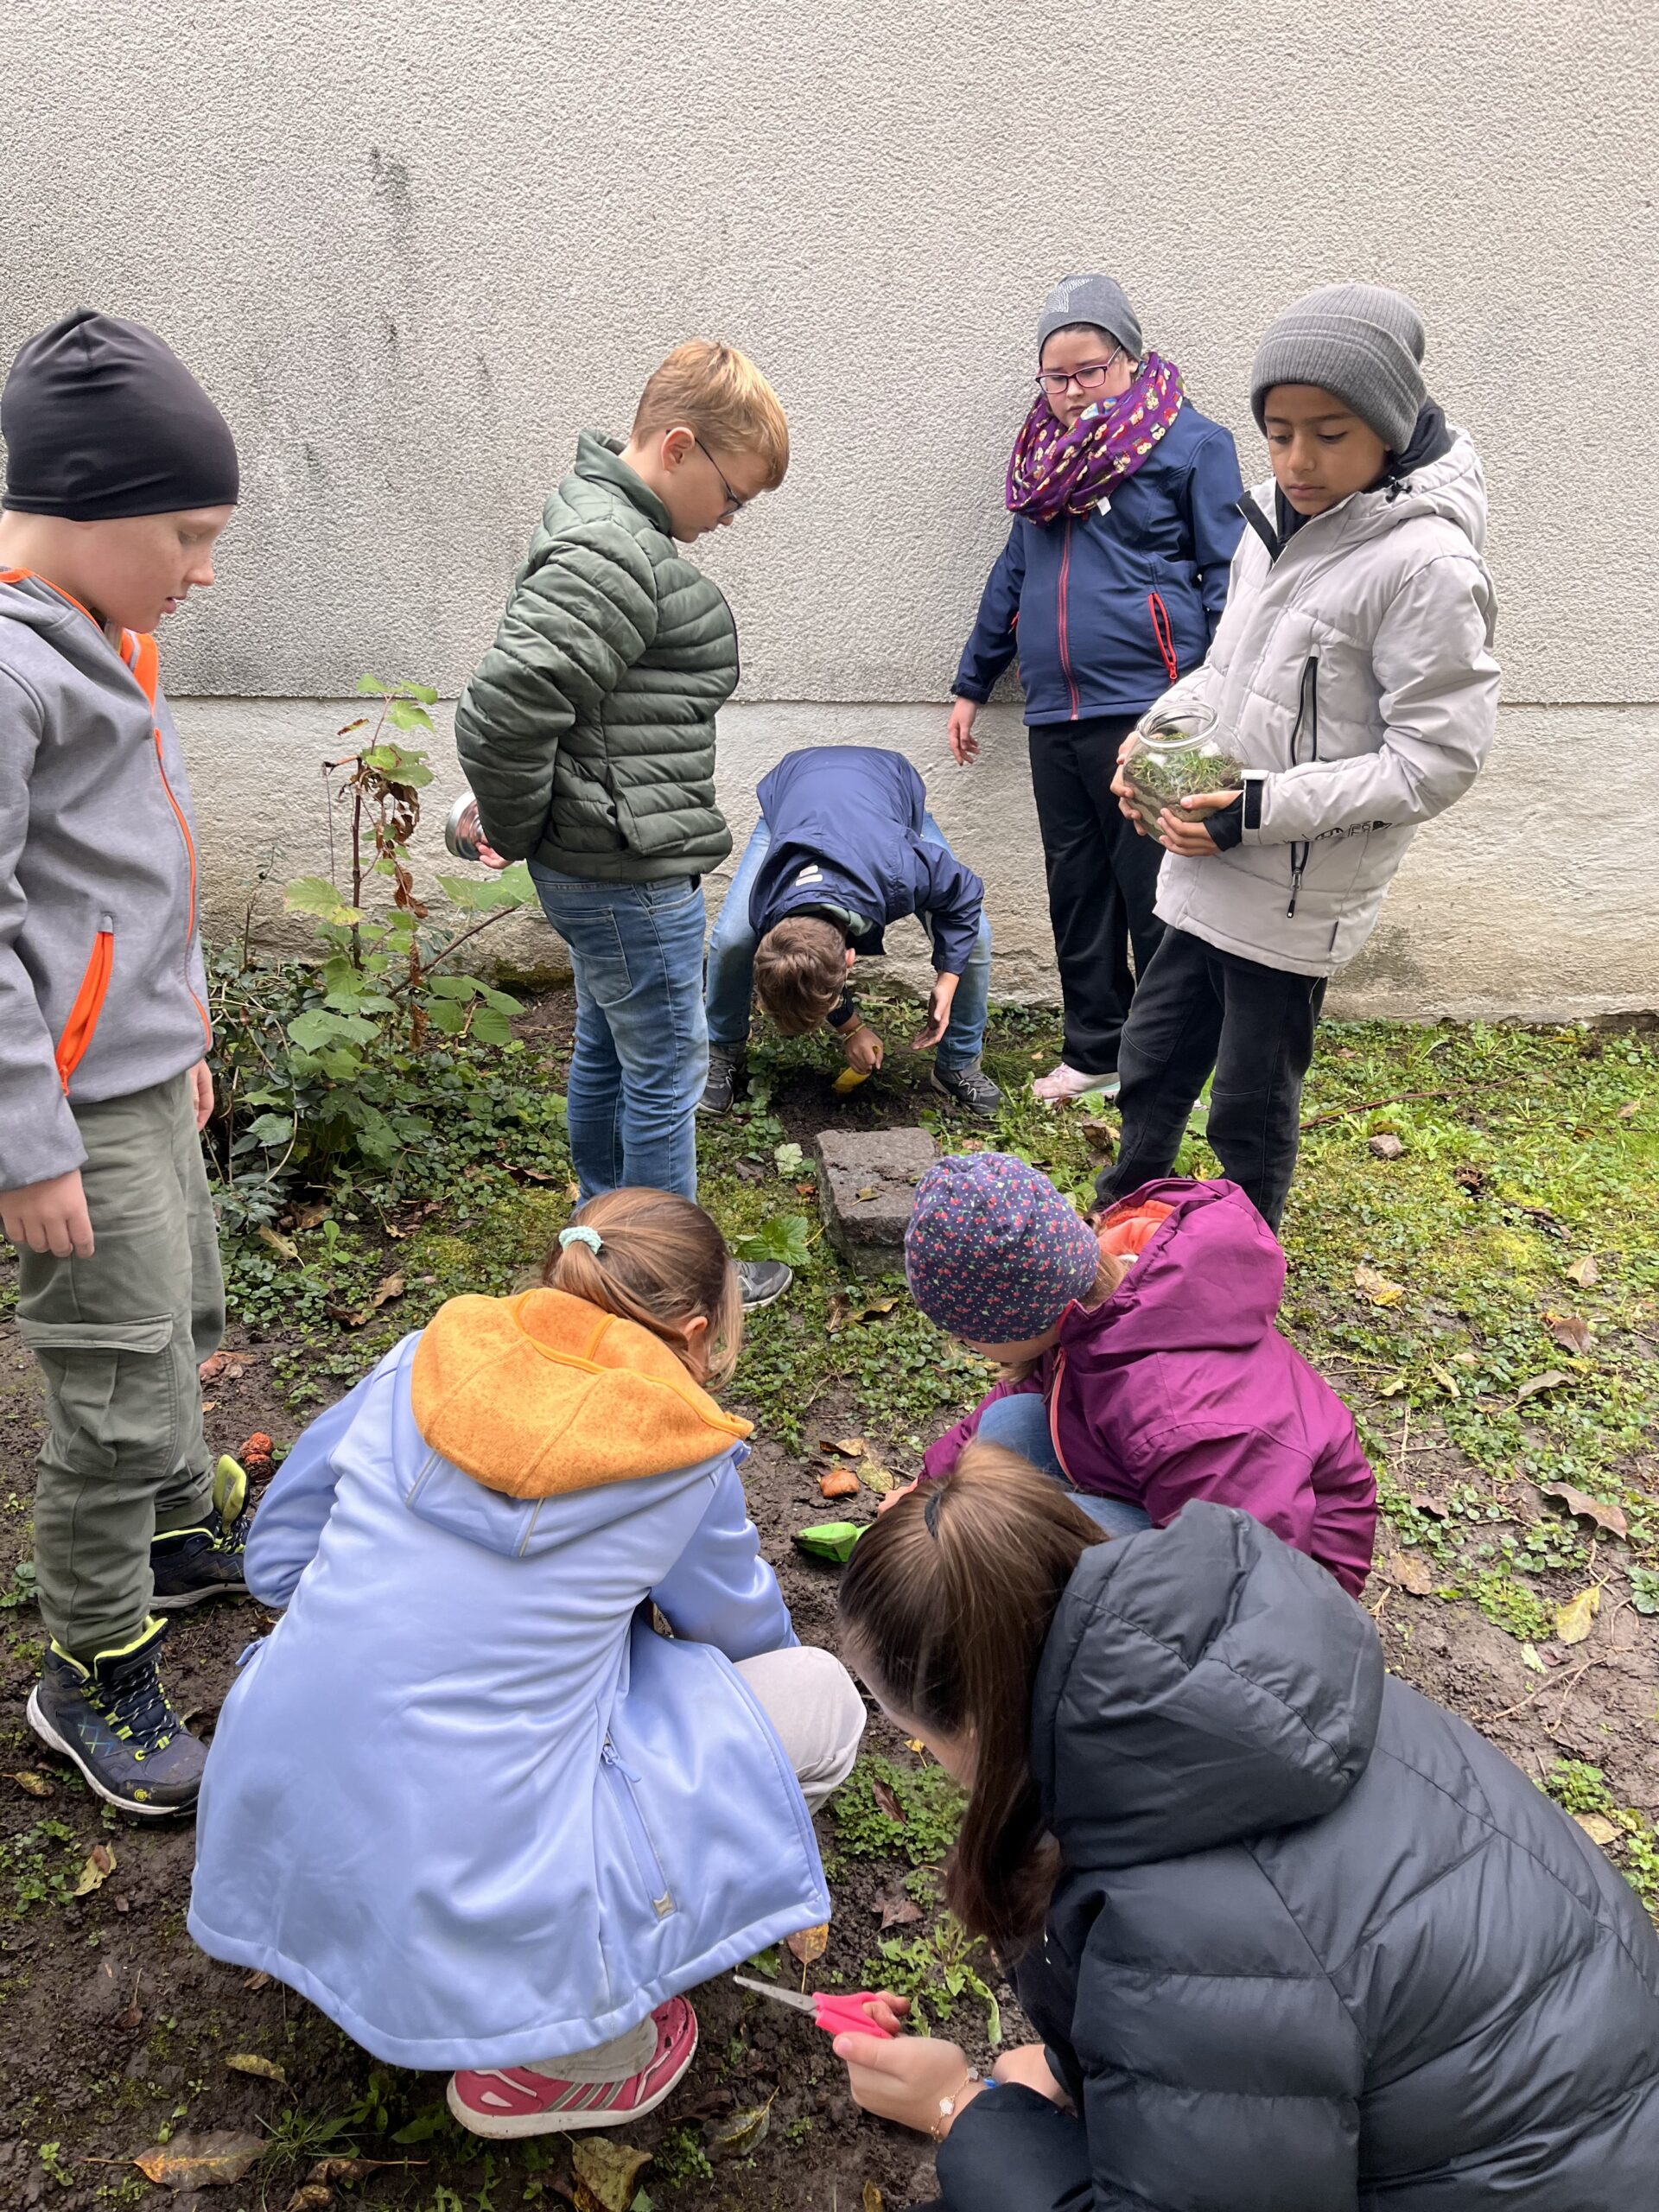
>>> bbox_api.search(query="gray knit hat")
[1249,283,1427,452]
[1037,274,1143,364]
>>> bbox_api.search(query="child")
[899,1151,1376,1594]
[1103,283,1501,1231]
[189,1188,868,2139]
[454,340,792,1308]
[0,310,246,1817]
[701,745,1001,1118]
[833,1455,1659,2206]
[947,274,1244,1103]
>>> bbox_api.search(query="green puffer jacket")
[455,434,738,881]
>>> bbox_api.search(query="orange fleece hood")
[409,1287,752,1499]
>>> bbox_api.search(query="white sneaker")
[1032,1062,1119,1104]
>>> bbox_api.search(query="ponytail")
[542,1187,743,1387]
[838,1444,1105,1948]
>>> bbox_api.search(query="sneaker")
[150,1457,251,1611]
[736,1257,792,1311]
[699,1046,743,1116]
[25,1616,207,1818]
[931,1060,1003,1118]
[448,1995,698,2139]
[1033,1062,1119,1105]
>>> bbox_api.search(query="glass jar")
[1120,705,1245,839]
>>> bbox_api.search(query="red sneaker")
[446,1996,698,2139]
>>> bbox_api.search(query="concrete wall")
[10,0,1659,1017]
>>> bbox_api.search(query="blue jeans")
[976,1393,1153,1539]
[529,865,708,1204]
[705,815,993,1071]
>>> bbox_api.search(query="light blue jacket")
[188,1309,830,2070]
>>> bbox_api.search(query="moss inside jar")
[1122,709,1244,836]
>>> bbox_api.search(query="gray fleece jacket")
[0,571,211,1192]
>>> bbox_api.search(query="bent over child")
[189,1190,867,2139]
[702,746,1001,1118]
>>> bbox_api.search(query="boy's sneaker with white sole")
[448,1995,698,2139]
[735,1258,792,1311]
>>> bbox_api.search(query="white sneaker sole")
[24,1686,196,1821]
[447,2027,696,2139]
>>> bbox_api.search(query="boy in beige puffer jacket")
[1100,283,1500,1230]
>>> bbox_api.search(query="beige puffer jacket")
[1152,428,1499,976]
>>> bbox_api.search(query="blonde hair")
[542,1188,743,1387]
[632,340,790,486]
[753,916,847,1033]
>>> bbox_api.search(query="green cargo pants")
[16,1072,225,1661]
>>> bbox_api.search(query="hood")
[409,1287,750,1499]
[1245,421,1487,561]
[1060,1178,1284,1360]
[1033,1503,1383,1870]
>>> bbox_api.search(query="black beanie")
[1,308,239,521]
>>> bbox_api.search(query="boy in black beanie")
[0,309,245,1816]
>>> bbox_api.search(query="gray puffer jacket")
[455,435,738,882]
[937,1504,1659,2211]
[1153,429,1499,976]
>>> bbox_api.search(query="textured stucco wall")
[8,0,1658,1014]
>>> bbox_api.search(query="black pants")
[1097,925,1326,1233]
[1027,713,1164,1077]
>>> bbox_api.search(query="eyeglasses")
[1035,350,1125,395]
[694,437,748,517]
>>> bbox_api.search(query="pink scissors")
[732,1973,897,2040]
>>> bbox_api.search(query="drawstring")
[1147,593,1179,686]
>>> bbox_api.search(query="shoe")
[736,1258,792,1311]
[1032,1062,1119,1104]
[931,1060,1003,1118]
[26,1616,207,1818]
[150,1457,251,1610]
[699,1046,743,1116]
[448,1995,698,2139]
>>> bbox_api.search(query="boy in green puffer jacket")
[454,341,791,1306]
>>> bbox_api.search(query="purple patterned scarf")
[1005,351,1185,523]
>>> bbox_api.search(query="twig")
[1298,1080,1503,1132]
[1395,1404,1411,1484]
[385,905,520,999]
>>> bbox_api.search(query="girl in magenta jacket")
[901,1153,1376,1595]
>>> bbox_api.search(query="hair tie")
[559,1224,603,1255]
[923,1484,945,1538]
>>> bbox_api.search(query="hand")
[842,1023,884,1075]
[947,699,981,766]
[1,1169,95,1259]
[834,2025,982,2139]
[1109,747,1150,836]
[459,799,509,870]
[912,974,959,1052]
[878,1478,918,1517]
[1154,790,1241,859]
[189,1059,215,1132]
[992,2043,1070,2107]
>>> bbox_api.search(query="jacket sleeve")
[0,670,87,1192]
[953,525,1027,702]
[1183,433,1247,637]
[915,845,986,976]
[1134,1425,1318,1561]
[453,526,660,861]
[920,1376,1043,1482]
[1243,552,1499,847]
[652,1452,798,1660]
[933,2084,1094,2212]
[243,1365,383,1607]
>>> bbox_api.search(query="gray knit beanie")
[1037,274,1143,364]
[1249,283,1427,452]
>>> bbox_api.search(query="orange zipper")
[55,925,115,1091]
[123,631,212,1049]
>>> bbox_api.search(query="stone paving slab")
[816,1125,938,1276]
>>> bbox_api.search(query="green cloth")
[16,1073,223,1657]
[455,434,739,882]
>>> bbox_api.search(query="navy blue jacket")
[954,402,1245,725]
[749,747,983,976]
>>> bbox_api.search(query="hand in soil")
[834,2019,981,2138]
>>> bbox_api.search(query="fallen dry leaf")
[1618,1102,1639,1121]
[283,2187,332,2212]
[864,2187,887,2212]
[73,1841,116,1897]
[1377,1372,1410,1398]
[1574,1812,1619,1848]
[819,1467,860,1500]
[1386,1551,1433,1596]
[858,1461,895,1496]
[871,1776,907,1823]
[1517,1370,1572,1404]
[828,1437,867,1459]
[1354,1263,1406,1307]
[198,1349,254,1384]
[787,1922,830,1966]
[1408,1493,1450,1519]
[117,2000,144,2031]
[1428,1365,1461,1400]
[1079,1117,1116,1157]
[1565,1254,1599,1287]
[1554,1586,1601,1645]
[257,1225,299,1262]
[570,2136,652,2212]
[855,1185,880,1202]
[877,1892,924,1929]
[289,1201,330,1230]
[331,1272,407,1329]
[225,2052,287,2082]
[241,1969,273,1993]
[1367,1133,1406,1160]
[707,2100,774,2160]
[5,1770,54,1799]
[1541,1482,1628,1540]
[1544,1311,1594,1356]
[133,2130,265,2189]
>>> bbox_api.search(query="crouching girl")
[188,1190,865,2139]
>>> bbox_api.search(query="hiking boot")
[448,1995,698,2139]
[150,1457,251,1611]
[699,1046,743,1116]
[931,1060,1004,1118]
[26,1616,207,1818]
[736,1258,792,1312]
[1033,1061,1119,1104]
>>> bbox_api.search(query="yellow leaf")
[864,2188,887,2212]
[132,2131,265,2189]
[905,1738,927,1755]
[1554,1586,1601,1646]
[225,2052,287,2082]
[1428,1365,1460,1399]
[570,2138,652,2212]
[5,1770,54,1799]
[1565,1254,1599,1287]
[72,1841,116,1897]
[858,1460,895,1495]
[835,1437,867,1459]
[1377,1373,1409,1397]
[787,1922,830,1967]
[257,1225,299,1262]
[1574,1812,1619,1847]
[1386,1550,1433,1596]
[1354,1264,1405,1306]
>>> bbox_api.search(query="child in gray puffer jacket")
[1100,284,1500,1231]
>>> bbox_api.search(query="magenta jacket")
[920,1178,1377,1595]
